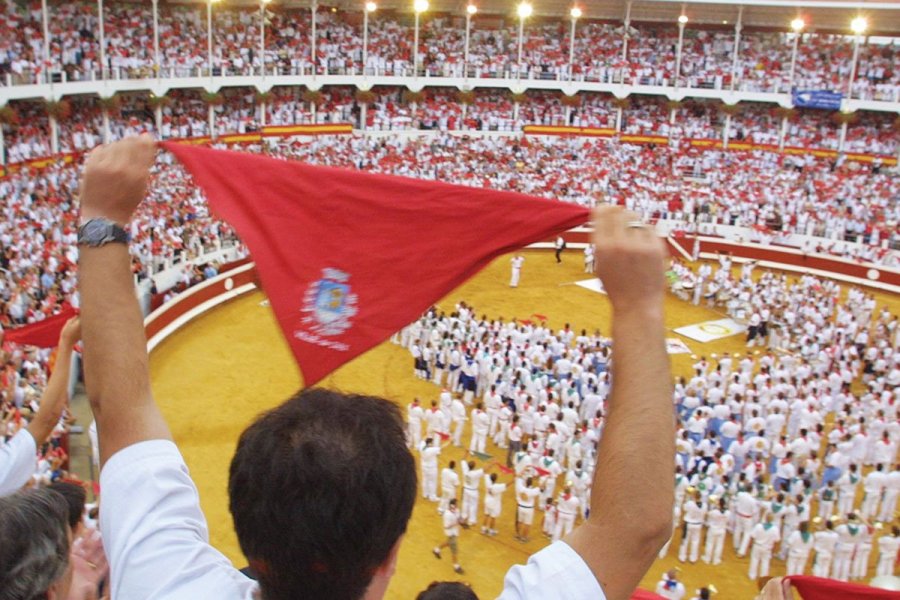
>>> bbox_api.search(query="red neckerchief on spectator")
[163,142,589,386]
[787,575,900,599]
[3,304,78,348]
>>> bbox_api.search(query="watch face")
[84,220,107,240]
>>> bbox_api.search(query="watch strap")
[77,218,131,247]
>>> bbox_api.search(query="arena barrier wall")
[146,230,899,353]
[145,260,257,352]
[533,229,900,294]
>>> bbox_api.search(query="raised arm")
[25,317,81,444]
[78,136,172,466]
[565,207,675,600]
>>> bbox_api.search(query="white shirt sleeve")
[498,541,605,600]
[100,440,258,599]
[0,429,37,497]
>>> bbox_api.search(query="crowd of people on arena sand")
[1,1,899,101]
[395,252,900,588]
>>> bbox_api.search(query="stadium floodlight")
[677,14,688,25]
[850,16,867,35]
[568,7,581,79]
[790,17,804,32]
[464,5,476,73]
[363,1,376,75]
[413,0,428,76]
[517,2,533,19]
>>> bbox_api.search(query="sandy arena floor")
[149,249,899,599]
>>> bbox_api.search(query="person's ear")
[45,581,60,600]
[377,535,404,579]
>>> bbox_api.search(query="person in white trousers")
[552,487,581,542]
[439,460,460,514]
[480,472,508,536]
[832,514,863,581]
[468,403,490,454]
[877,526,900,577]
[877,465,900,523]
[460,460,484,527]
[785,522,814,575]
[510,254,524,287]
[745,513,780,580]
[811,520,839,578]
[701,497,730,565]
[419,437,443,501]
[733,485,758,555]
[679,491,707,563]
[851,522,874,580]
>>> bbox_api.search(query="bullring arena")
[1,0,900,599]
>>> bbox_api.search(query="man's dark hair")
[0,488,71,599]
[48,481,87,530]
[229,388,417,600]
[416,581,479,600]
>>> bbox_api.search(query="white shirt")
[442,509,461,537]
[441,467,460,493]
[100,441,257,599]
[420,444,441,470]
[751,523,781,550]
[0,429,37,497]
[499,541,605,600]
[786,530,815,558]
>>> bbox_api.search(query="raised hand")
[79,135,157,225]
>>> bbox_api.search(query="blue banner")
[791,90,843,110]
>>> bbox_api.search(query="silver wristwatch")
[77,218,131,247]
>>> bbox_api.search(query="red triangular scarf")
[2,305,78,348]
[161,143,590,386]
[630,589,667,600]
[788,575,900,599]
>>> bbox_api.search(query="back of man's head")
[0,488,71,600]
[229,388,417,600]
[48,481,87,532]
[416,581,479,600]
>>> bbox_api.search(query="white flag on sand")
[574,278,606,295]
[674,318,746,343]
[665,338,692,354]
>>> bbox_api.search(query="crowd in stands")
[2,98,899,261]
[1,0,899,100]
[396,263,900,583]
[3,87,898,160]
